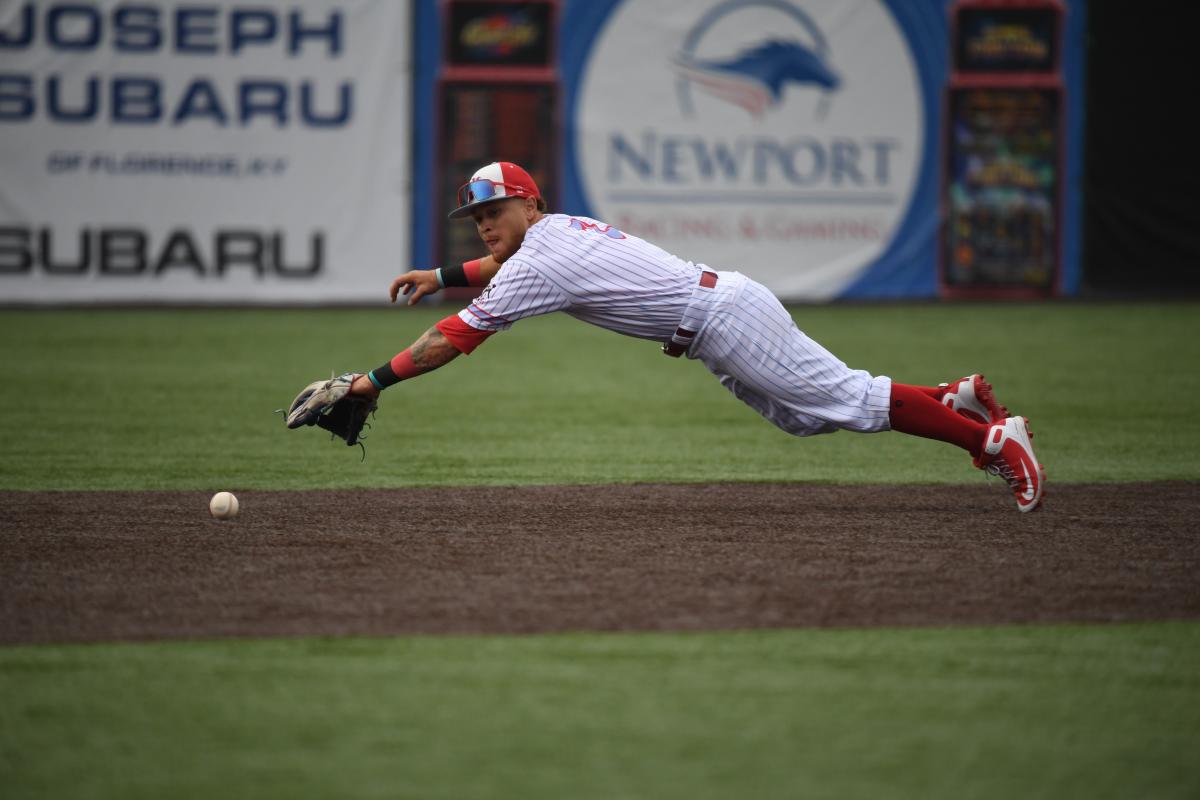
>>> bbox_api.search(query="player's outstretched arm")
[408,327,463,370]
[350,326,464,398]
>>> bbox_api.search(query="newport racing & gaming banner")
[553,0,1084,300]
[0,0,410,304]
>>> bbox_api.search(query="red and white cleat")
[940,374,1009,425]
[974,417,1045,512]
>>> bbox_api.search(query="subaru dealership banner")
[542,0,1083,300]
[0,1,410,304]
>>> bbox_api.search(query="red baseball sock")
[889,383,985,457]
[913,385,945,400]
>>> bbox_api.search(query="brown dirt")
[2,483,1198,645]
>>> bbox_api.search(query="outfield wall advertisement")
[0,0,410,304]
[552,0,1084,300]
[573,0,925,301]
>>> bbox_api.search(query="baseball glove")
[281,372,378,453]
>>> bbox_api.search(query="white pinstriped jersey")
[457,212,892,437]
[457,214,702,341]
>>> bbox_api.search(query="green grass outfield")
[2,302,1199,799]
[0,302,1198,488]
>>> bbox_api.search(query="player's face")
[472,198,537,263]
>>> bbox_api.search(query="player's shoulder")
[536,213,629,243]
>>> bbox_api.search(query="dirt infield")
[2,483,1198,645]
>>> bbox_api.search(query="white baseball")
[209,491,240,520]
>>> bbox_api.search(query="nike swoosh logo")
[1020,462,1036,501]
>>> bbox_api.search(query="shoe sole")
[973,375,1009,423]
[1013,417,1045,513]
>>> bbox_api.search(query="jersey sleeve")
[435,313,494,354]
[458,257,570,332]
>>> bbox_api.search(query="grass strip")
[2,622,1198,800]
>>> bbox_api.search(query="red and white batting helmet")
[448,161,542,220]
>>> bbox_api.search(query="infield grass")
[2,622,1198,800]
[1,301,1198,489]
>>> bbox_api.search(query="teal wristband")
[367,370,385,390]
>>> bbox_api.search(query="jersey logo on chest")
[567,218,626,240]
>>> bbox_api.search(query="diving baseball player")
[346,161,1044,512]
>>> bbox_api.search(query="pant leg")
[715,372,840,436]
[694,278,892,437]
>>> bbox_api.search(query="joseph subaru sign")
[0,1,410,304]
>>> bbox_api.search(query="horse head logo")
[675,1,839,119]
[675,40,839,117]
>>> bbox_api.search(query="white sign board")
[0,0,410,304]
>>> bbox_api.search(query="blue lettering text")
[608,132,898,189]
[0,74,353,128]
[0,3,343,56]
[47,4,101,50]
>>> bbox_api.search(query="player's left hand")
[390,269,441,305]
[281,372,378,449]
[349,373,380,399]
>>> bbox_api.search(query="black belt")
[662,271,718,357]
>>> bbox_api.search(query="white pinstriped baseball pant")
[688,271,893,436]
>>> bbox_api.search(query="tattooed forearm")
[410,327,462,371]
